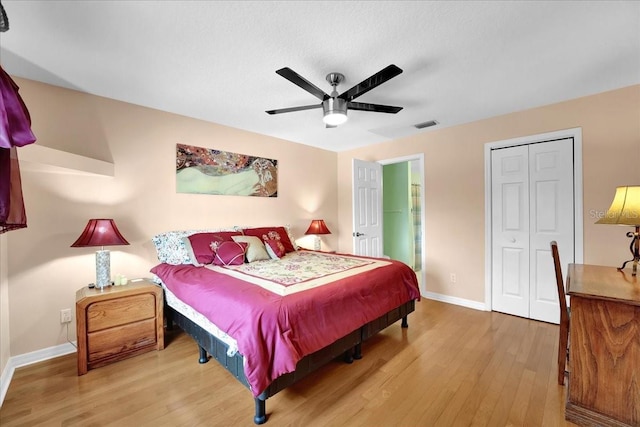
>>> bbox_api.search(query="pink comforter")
[151,255,419,397]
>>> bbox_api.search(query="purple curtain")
[0,65,36,234]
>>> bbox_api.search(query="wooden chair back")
[550,240,570,385]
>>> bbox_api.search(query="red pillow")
[242,227,295,253]
[213,241,248,266]
[264,239,286,259]
[186,231,242,265]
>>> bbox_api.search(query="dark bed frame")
[165,297,416,424]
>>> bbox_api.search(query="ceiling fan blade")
[276,68,330,101]
[338,64,403,102]
[347,102,403,114]
[265,104,322,115]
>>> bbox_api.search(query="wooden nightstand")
[75,280,164,375]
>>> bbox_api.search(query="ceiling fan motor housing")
[325,72,345,87]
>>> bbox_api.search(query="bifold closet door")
[491,139,574,324]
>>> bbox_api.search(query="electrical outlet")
[60,309,72,324]
[450,273,457,284]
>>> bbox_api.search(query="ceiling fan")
[266,64,403,127]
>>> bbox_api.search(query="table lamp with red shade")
[71,219,129,289]
[305,219,331,251]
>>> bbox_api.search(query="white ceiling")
[1,1,639,152]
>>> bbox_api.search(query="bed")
[150,227,420,424]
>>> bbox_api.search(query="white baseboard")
[0,342,76,407]
[423,291,487,311]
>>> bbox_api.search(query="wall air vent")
[414,120,439,129]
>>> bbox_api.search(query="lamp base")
[96,250,111,289]
[313,236,321,251]
[618,226,640,277]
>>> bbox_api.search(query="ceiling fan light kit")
[322,97,348,126]
[266,64,403,128]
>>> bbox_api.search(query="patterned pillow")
[184,231,243,266]
[151,228,236,265]
[264,239,286,259]
[284,225,299,251]
[242,226,296,253]
[213,241,248,266]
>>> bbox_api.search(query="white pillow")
[231,235,270,262]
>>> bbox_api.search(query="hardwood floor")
[0,300,578,426]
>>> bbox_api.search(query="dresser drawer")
[87,318,157,362]
[87,293,156,332]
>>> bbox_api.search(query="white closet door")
[528,140,574,323]
[491,139,574,324]
[491,145,530,318]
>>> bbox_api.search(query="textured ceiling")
[1,1,639,152]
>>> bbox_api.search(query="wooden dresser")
[75,280,164,375]
[565,264,640,427]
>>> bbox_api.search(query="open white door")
[352,159,383,257]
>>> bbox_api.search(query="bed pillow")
[242,226,296,253]
[213,241,248,266]
[232,235,270,262]
[285,225,299,251]
[152,228,236,265]
[184,231,243,266]
[264,239,286,259]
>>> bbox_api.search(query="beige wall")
[5,78,338,357]
[3,78,639,362]
[337,85,640,303]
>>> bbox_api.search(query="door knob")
[353,232,365,237]
[510,237,516,243]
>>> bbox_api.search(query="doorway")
[484,128,584,324]
[352,154,426,293]
[382,160,422,272]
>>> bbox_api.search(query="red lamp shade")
[305,219,331,235]
[71,219,129,248]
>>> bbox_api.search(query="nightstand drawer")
[87,293,156,332]
[87,318,157,362]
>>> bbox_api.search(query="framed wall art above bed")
[176,143,278,197]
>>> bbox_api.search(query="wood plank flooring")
[0,299,578,426]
